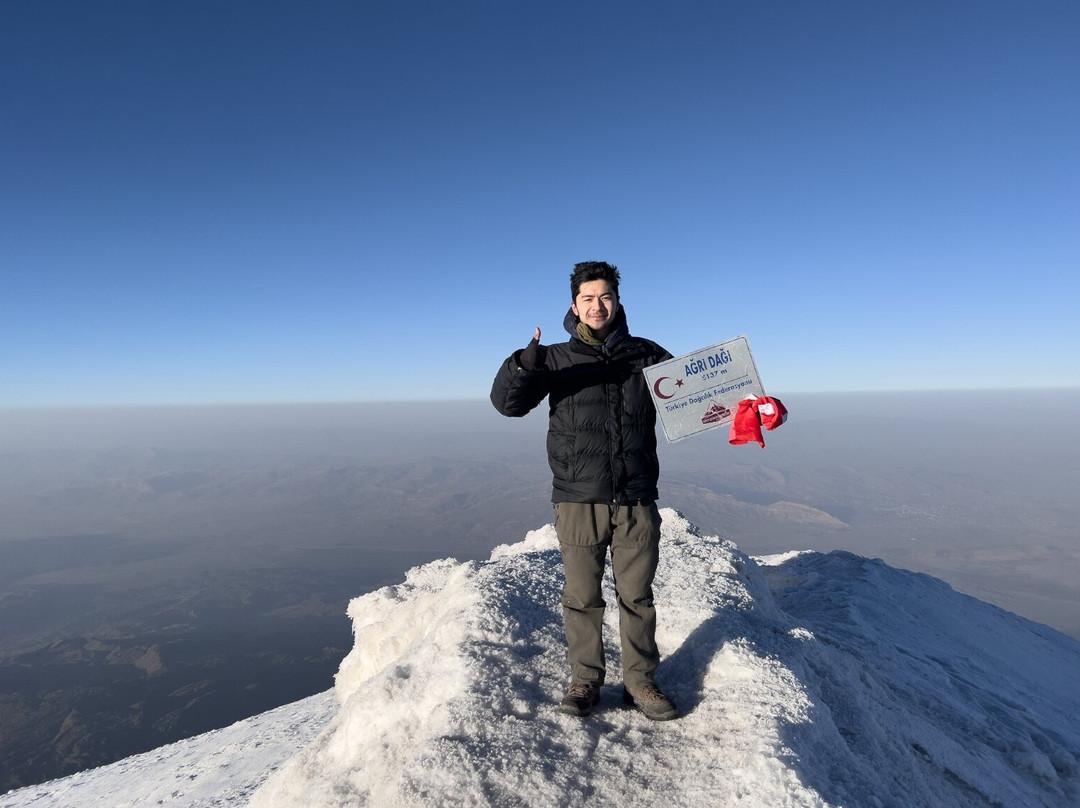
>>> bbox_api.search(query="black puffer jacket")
[490,308,672,505]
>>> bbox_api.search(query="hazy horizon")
[3,389,1077,630]
[3,384,1079,414]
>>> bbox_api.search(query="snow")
[4,510,1079,807]
[1,692,337,808]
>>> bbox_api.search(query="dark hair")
[570,261,620,299]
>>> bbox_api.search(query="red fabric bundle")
[729,396,788,448]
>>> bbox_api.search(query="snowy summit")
[6,511,1080,807]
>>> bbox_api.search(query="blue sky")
[2,1,1078,407]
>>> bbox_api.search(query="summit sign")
[644,335,764,443]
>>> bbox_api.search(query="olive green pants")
[554,501,662,690]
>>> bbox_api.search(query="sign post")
[644,335,765,443]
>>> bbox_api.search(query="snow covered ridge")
[0,692,338,808]
[250,510,1080,808]
[6,510,1080,807]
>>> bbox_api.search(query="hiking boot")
[623,682,679,721]
[559,682,602,716]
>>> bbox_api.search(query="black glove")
[519,330,544,371]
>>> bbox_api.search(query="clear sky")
[3,1,1078,407]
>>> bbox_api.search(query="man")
[489,261,679,721]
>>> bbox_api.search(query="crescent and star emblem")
[653,376,682,400]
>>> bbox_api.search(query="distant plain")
[1,390,1077,789]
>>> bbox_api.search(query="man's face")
[572,279,620,337]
